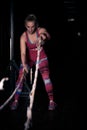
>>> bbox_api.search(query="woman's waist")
[29,46,43,51]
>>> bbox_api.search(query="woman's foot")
[48,100,57,110]
[10,100,18,110]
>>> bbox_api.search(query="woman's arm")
[38,27,51,40]
[20,33,28,73]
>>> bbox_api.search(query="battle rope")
[0,37,42,130]
[0,77,9,90]
[0,72,26,110]
[24,39,41,130]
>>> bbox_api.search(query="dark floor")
[0,93,60,130]
[0,60,86,130]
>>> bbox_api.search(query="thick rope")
[0,72,26,110]
[0,77,9,90]
[30,68,33,84]
[0,38,42,130]
[24,40,41,130]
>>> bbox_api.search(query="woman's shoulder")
[20,31,27,41]
[20,31,26,38]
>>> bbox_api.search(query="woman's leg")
[39,58,56,110]
[10,64,26,110]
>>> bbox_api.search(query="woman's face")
[25,21,36,34]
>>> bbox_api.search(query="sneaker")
[10,100,18,110]
[48,100,57,110]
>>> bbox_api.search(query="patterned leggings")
[14,57,54,101]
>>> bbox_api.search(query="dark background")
[0,0,86,129]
